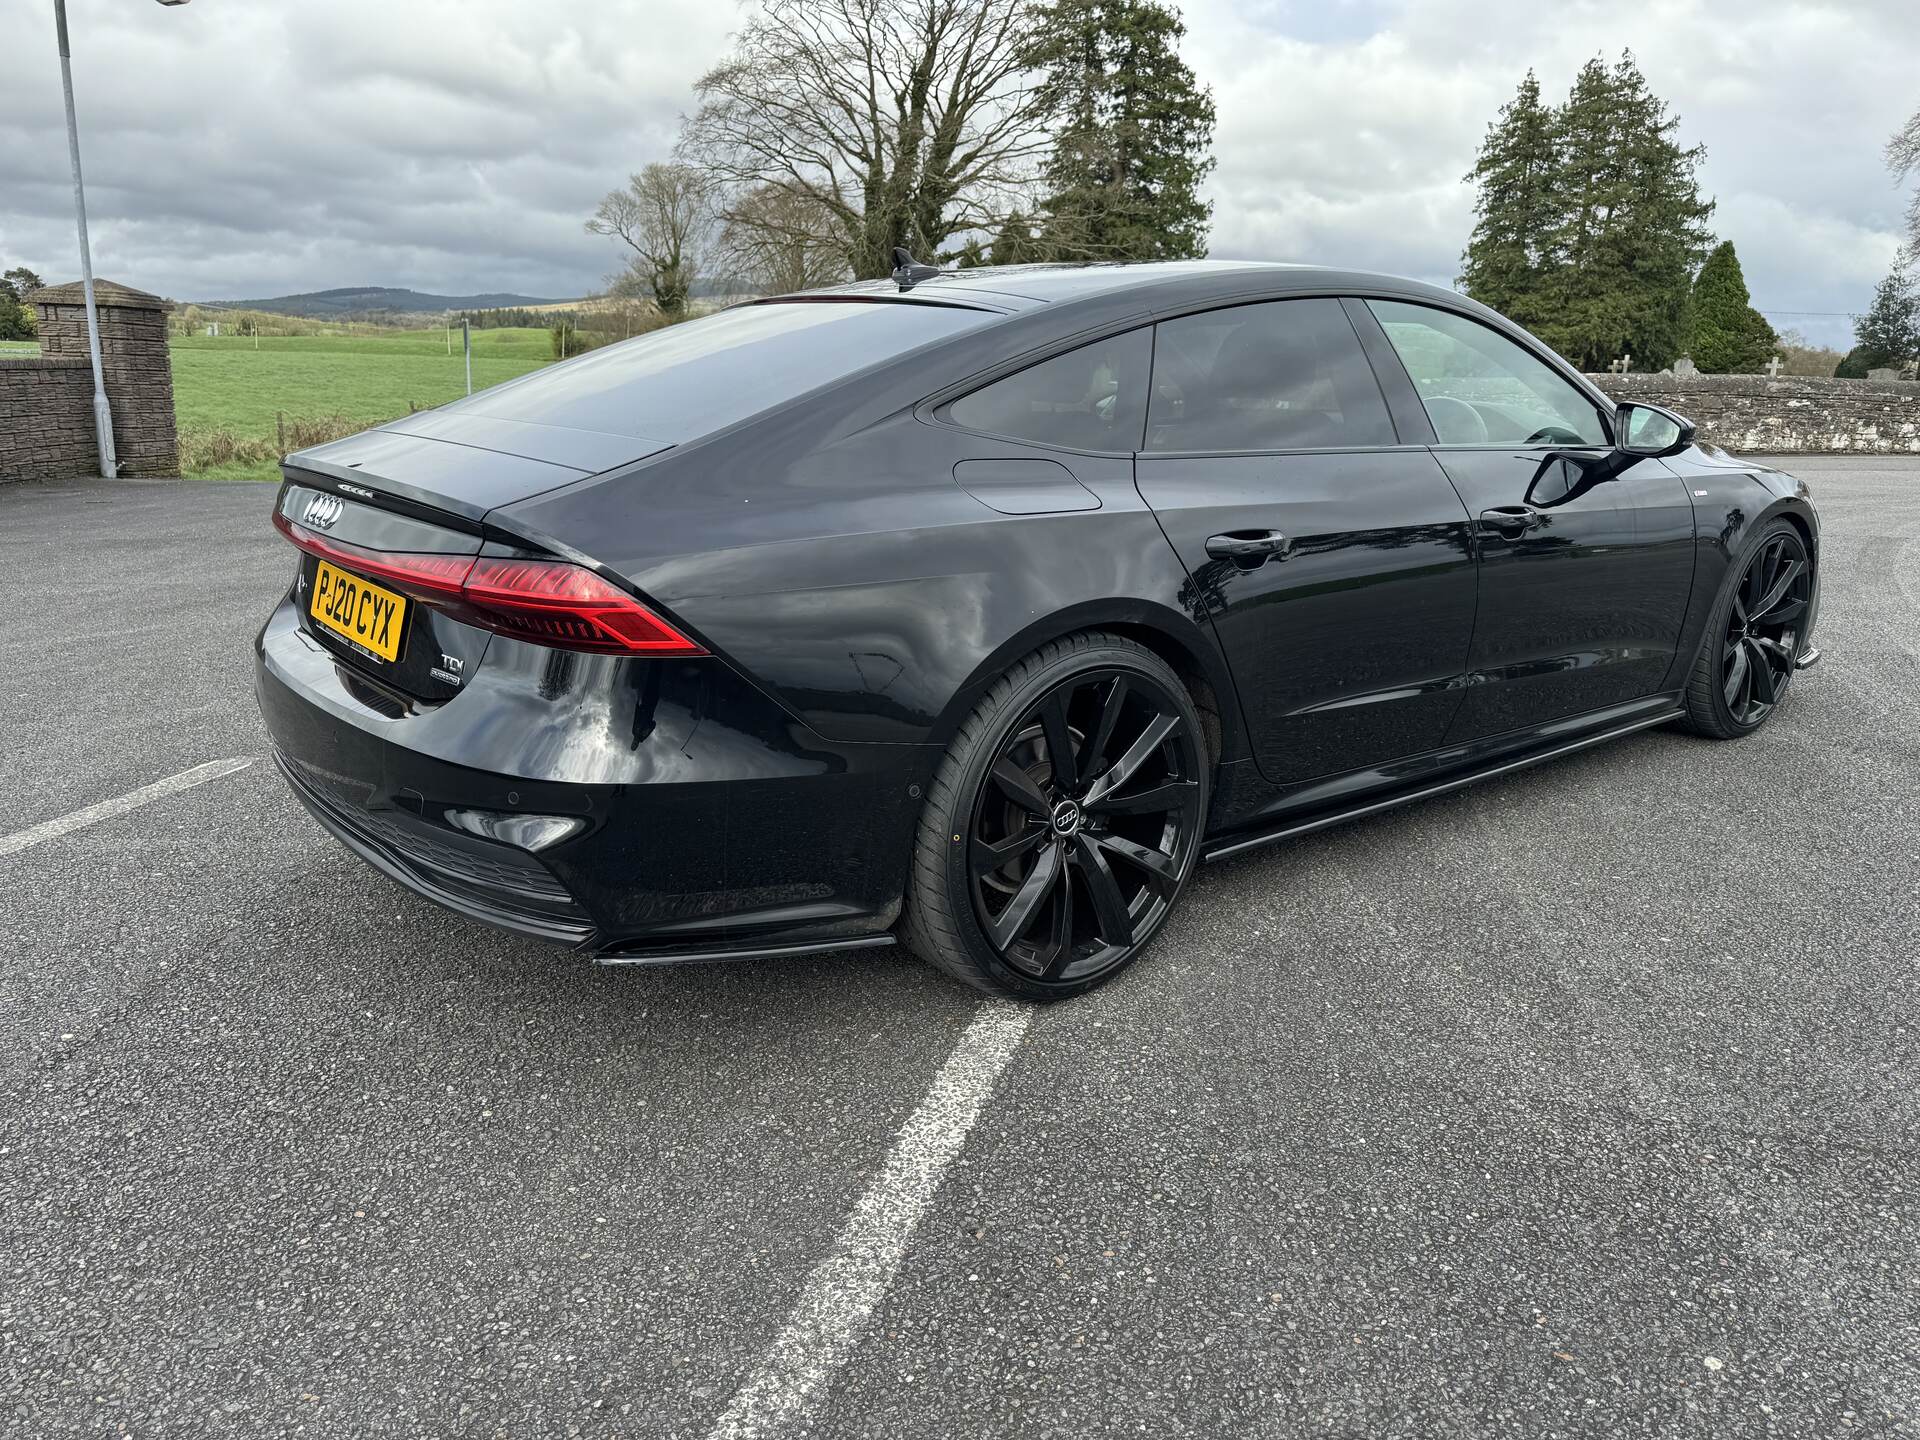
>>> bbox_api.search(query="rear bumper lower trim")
[275,752,597,949]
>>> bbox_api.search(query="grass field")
[170,328,558,480]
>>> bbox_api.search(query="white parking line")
[0,758,256,858]
[706,1000,1034,1439]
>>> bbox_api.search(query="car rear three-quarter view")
[256,260,1821,999]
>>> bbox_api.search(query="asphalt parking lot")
[3,455,1917,1439]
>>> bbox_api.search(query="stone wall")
[0,356,96,481]
[1589,372,1920,454]
[0,279,179,482]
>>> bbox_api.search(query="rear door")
[1361,300,1696,742]
[1134,297,1478,786]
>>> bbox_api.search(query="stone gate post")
[28,279,178,476]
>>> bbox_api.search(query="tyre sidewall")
[926,639,1209,1000]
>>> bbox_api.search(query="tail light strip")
[273,511,706,656]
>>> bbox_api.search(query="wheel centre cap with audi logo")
[1050,798,1082,838]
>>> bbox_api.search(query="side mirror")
[1616,401,1695,458]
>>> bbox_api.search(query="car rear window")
[446,301,992,444]
[946,329,1152,452]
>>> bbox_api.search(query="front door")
[1134,298,1479,786]
[1361,300,1696,743]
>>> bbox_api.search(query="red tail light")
[273,512,706,657]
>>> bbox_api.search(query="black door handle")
[1479,505,1543,537]
[1205,529,1290,565]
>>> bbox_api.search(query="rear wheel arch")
[926,602,1243,768]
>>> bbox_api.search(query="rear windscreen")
[444,301,992,444]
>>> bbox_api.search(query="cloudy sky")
[1,0,1913,348]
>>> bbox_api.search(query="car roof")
[775,259,1470,316]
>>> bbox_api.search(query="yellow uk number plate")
[310,559,408,662]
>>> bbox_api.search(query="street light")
[52,0,189,480]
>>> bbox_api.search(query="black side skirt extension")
[592,935,898,968]
[1203,707,1686,864]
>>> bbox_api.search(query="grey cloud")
[0,0,1911,347]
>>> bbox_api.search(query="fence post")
[277,410,285,455]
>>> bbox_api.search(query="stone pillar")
[28,279,179,476]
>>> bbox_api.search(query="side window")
[1145,298,1398,453]
[1367,300,1610,447]
[947,328,1151,452]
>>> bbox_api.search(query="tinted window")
[1367,300,1609,446]
[445,301,990,444]
[948,328,1152,451]
[1145,299,1397,452]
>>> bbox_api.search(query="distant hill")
[198,286,569,319]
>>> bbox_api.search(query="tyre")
[1678,518,1813,739]
[902,632,1210,1000]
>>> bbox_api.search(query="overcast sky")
[1,0,1912,348]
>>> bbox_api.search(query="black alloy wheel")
[1682,519,1813,739]
[904,633,1208,999]
[1721,528,1810,726]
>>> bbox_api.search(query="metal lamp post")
[52,0,190,480]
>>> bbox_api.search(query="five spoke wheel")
[1721,529,1809,726]
[968,667,1203,986]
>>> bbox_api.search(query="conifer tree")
[1850,259,1920,371]
[1689,241,1777,372]
[1459,72,1557,326]
[1025,0,1216,262]
[989,211,1042,266]
[1461,54,1714,371]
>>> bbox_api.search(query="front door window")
[1367,300,1609,448]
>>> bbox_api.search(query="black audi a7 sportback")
[257,259,1820,999]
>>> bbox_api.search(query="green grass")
[0,340,39,356]
[170,328,557,481]
[170,326,559,359]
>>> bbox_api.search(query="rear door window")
[1146,299,1399,452]
[1366,300,1609,446]
[946,329,1152,452]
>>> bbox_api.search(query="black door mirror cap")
[1615,401,1697,458]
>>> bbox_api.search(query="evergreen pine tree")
[989,211,1041,266]
[1459,72,1557,326]
[1852,259,1920,370]
[1689,240,1777,372]
[1469,54,1714,371]
[1025,0,1216,262]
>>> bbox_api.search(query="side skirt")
[593,934,898,968]
[1203,706,1684,863]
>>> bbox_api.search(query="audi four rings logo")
[301,494,344,530]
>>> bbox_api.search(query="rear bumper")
[255,591,928,960]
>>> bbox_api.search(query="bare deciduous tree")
[587,163,714,318]
[679,0,1047,280]
[1891,109,1920,256]
[716,185,849,294]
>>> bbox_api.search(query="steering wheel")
[1524,425,1588,446]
